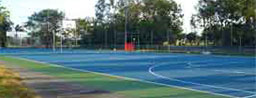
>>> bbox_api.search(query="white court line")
[243,94,256,98]
[189,61,256,75]
[149,63,256,96]
[0,52,58,55]
[206,54,256,59]
[191,61,244,67]
[38,54,195,65]
[8,56,235,98]
[213,70,256,75]
[46,55,185,63]
[14,53,253,76]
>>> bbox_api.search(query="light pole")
[60,29,63,53]
[125,6,128,47]
[121,0,130,50]
[137,31,140,50]
[14,26,18,46]
[105,26,107,49]
[231,23,233,47]
[53,30,55,51]
[75,21,78,47]
[167,30,171,52]
[47,10,55,51]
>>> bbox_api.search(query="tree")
[14,25,25,37]
[186,32,197,45]
[89,0,183,47]
[192,0,256,46]
[26,9,65,48]
[77,18,94,46]
[14,24,25,46]
[0,5,12,47]
[94,0,108,47]
[139,0,183,45]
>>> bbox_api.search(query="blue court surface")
[1,48,256,98]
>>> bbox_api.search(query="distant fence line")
[3,44,255,55]
[77,44,255,54]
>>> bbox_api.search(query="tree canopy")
[0,2,12,47]
[89,0,183,47]
[192,0,256,46]
[20,0,256,49]
[25,9,65,48]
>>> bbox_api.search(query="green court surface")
[0,56,228,98]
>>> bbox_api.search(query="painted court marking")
[154,59,255,76]
[188,61,256,75]
[11,56,235,98]
[6,51,255,98]
[243,94,256,98]
[2,50,255,98]
[149,61,256,97]
[213,69,255,75]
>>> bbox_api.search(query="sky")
[2,0,198,37]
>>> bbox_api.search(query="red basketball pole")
[124,6,128,51]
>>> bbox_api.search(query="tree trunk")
[1,32,7,48]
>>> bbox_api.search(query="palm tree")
[14,25,24,46]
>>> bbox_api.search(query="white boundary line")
[189,61,256,75]
[26,55,186,65]
[243,94,256,98]
[7,56,235,98]
[149,65,255,94]
[149,62,256,98]
[213,69,255,75]
[156,60,255,76]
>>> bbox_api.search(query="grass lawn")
[0,64,39,98]
[0,56,229,98]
